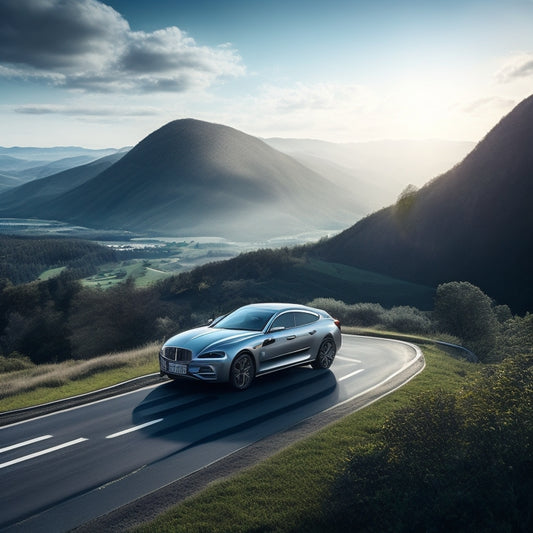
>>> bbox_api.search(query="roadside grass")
[0,343,160,412]
[135,344,477,533]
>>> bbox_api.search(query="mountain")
[0,146,123,162]
[265,138,474,209]
[1,119,364,239]
[0,152,126,212]
[0,154,48,171]
[13,155,102,181]
[0,146,128,189]
[0,172,25,193]
[314,95,533,313]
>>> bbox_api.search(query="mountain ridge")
[314,94,533,313]
[0,119,364,239]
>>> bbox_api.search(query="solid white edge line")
[105,418,164,439]
[338,368,365,382]
[0,434,53,454]
[326,337,424,412]
[2,381,163,429]
[0,437,88,469]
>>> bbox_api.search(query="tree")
[395,184,418,220]
[433,281,499,361]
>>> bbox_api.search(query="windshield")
[212,308,275,331]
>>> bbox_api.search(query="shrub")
[381,305,432,333]
[433,281,499,361]
[345,302,386,327]
[324,355,533,532]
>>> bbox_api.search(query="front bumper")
[159,354,219,382]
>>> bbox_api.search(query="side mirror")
[269,326,286,333]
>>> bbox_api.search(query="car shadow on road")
[131,366,339,447]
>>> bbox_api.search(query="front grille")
[162,347,192,362]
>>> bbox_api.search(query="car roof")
[240,303,321,313]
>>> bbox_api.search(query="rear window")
[294,312,319,326]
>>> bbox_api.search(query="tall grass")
[0,342,160,411]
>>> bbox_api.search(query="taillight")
[334,319,341,330]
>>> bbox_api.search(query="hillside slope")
[0,152,125,212]
[2,120,363,239]
[315,95,533,313]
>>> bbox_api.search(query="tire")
[230,353,255,390]
[311,337,336,369]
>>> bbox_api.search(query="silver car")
[159,303,342,390]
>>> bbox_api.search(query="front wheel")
[230,353,255,390]
[311,337,336,369]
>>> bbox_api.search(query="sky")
[1,0,532,148]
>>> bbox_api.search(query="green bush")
[324,354,533,532]
[382,305,432,333]
[433,281,499,361]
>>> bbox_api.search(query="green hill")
[2,119,361,240]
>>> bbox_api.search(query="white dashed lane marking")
[105,418,164,439]
[0,434,53,454]
[338,369,365,382]
[0,438,88,469]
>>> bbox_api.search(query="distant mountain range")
[2,98,531,312]
[0,152,126,212]
[0,146,128,193]
[265,138,474,211]
[0,120,365,239]
[0,125,473,233]
[314,94,533,313]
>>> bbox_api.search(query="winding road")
[0,334,423,532]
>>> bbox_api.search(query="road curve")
[0,334,423,532]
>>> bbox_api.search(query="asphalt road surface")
[0,334,423,532]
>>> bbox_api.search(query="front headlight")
[197,351,226,359]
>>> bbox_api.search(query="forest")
[0,245,531,366]
[0,235,117,284]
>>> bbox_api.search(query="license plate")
[168,362,187,375]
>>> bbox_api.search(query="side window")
[270,312,295,330]
[294,312,319,327]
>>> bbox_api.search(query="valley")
[0,217,338,289]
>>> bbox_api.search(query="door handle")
[286,335,296,340]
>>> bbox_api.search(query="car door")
[259,311,317,368]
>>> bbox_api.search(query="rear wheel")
[230,353,255,390]
[312,337,336,369]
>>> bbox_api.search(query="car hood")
[164,326,261,355]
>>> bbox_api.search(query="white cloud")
[0,0,244,93]
[457,96,516,115]
[495,52,533,83]
[14,104,159,117]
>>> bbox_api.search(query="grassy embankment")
[0,342,160,412]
